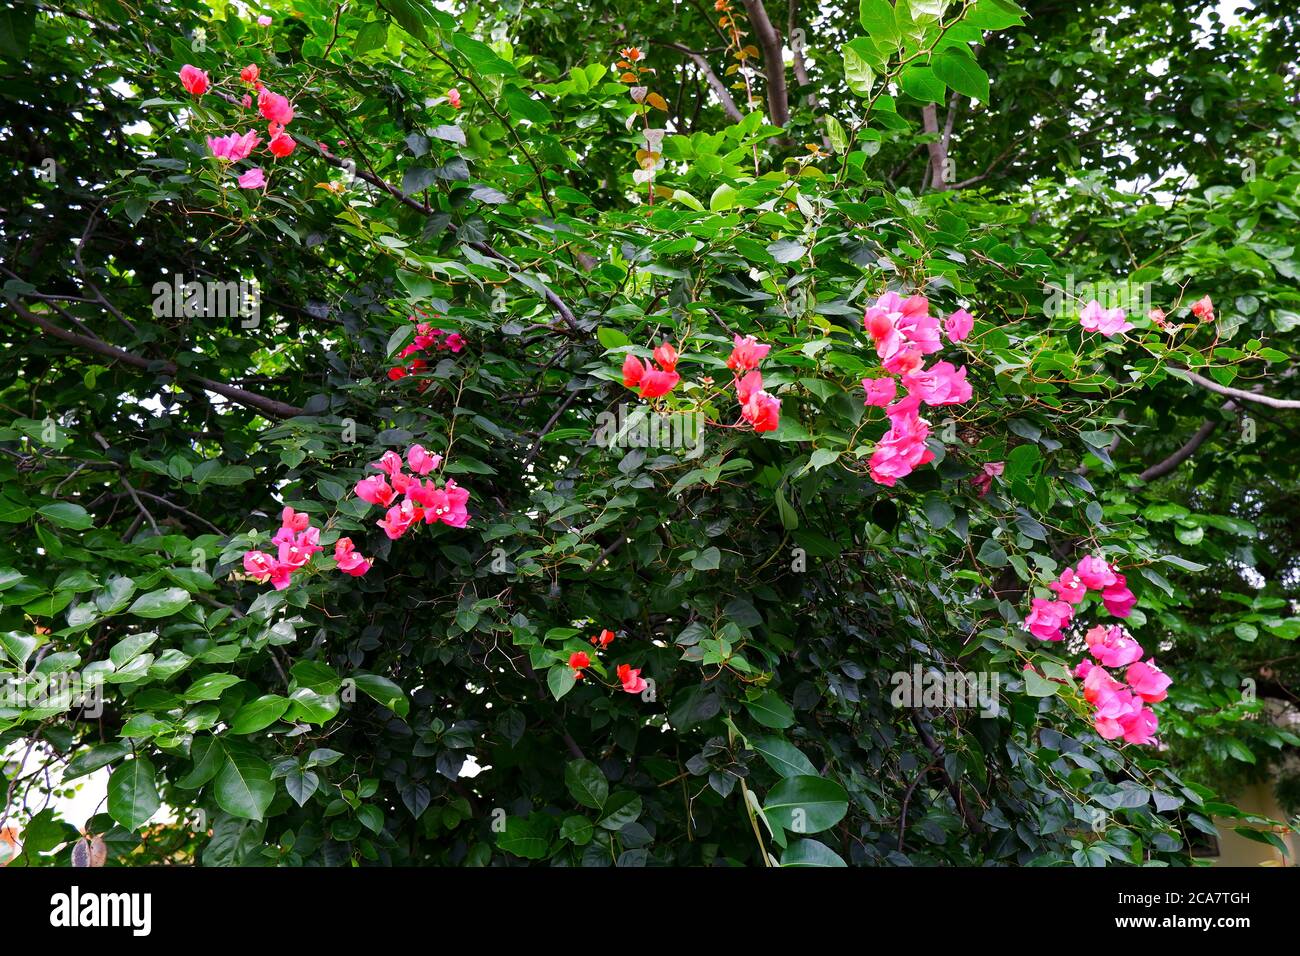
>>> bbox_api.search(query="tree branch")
[655,41,743,122]
[1174,368,1300,410]
[741,0,790,128]
[5,298,306,419]
[1138,413,1226,482]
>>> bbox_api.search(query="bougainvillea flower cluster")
[243,506,350,590]
[355,446,470,537]
[566,629,645,694]
[1079,299,1134,337]
[861,291,974,487]
[622,341,681,399]
[388,310,466,381]
[179,38,301,192]
[1023,555,1166,745]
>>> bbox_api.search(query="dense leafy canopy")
[2,0,1298,867]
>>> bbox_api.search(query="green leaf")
[753,736,818,778]
[215,745,275,821]
[762,775,849,834]
[229,695,290,734]
[351,672,410,717]
[37,502,93,530]
[781,838,847,866]
[127,587,191,619]
[547,664,577,701]
[932,49,990,102]
[745,690,795,729]
[564,759,609,810]
[107,757,160,831]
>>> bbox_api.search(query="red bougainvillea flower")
[622,354,645,388]
[1085,624,1144,668]
[407,444,442,476]
[258,88,295,125]
[387,366,407,381]
[241,94,252,108]
[354,474,396,508]
[1126,659,1171,703]
[1048,568,1088,605]
[652,341,679,373]
[240,64,260,84]
[1074,555,1117,590]
[237,167,266,189]
[333,537,371,577]
[1190,294,1214,322]
[1025,597,1073,641]
[741,390,780,432]
[268,133,295,158]
[620,47,644,62]
[418,479,471,528]
[447,88,462,109]
[735,369,763,406]
[862,376,896,407]
[726,334,770,372]
[568,651,591,676]
[617,663,647,694]
[944,308,974,342]
[207,131,260,162]
[179,65,209,96]
[1101,574,1137,618]
[639,368,680,399]
[591,629,615,648]
[1082,663,1122,704]
[280,506,311,533]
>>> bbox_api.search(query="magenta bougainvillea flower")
[1079,299,1133,336]
[207,131,260,162]
[179,64,209,95]
[237,167,266,189]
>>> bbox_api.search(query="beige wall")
[1210,782,1297,866]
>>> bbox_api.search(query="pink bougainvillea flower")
[354,475,396,508]
[268,133,295,158]
[862,376,896,407]
[652,342,678,373]
[1101,574,1137,618]
[1126,659,1171,703]
[241,93,252,108]
[741,390,781,433]
[727,334,770,372]
[407,444,442,476]
[1049,567,1088,605]
[371,451,404,479]
[1078,299,1133,336]
[1119,703,1158,745]
[591,629,615,649]
[1148,307,1168,328]
[377,500,422,539]
[257,14,272,25]
[1025,597,1074,641]
[622,354,645,388]
[1085,624,1144,668]
[421,480,470,528]
[568,651,591,676]
[180,64,210,96]
[735,369,763,406]
[448,88,462,109]
[1082,663,1124,705]
[280,507,311,533]
[258,89,295,126]
[1093,687,1143,740]
[869,398,934,487]
[1074,555,1118,590]
[237,167,266,189]
[901,361,972,406]
[944,308,974,342]
[971,460,1004,498]
[240,64,260,84]
[207,131,261,162]
[881,343,924,378]
[1191,295,1214,322]
[442,332,466,353]
[333,537,371,577]
[639,368,680,399]
[617,663,648,694]
[243,550,292,589]
[1073,658,1094,680]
